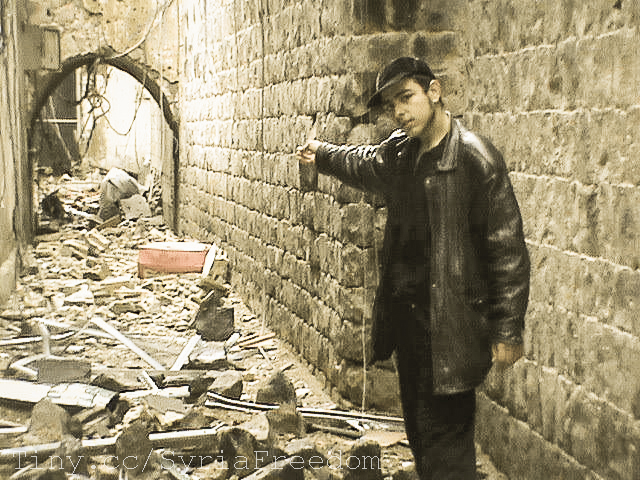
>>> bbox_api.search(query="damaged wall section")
[0,0,30,304]
[27,0,180,228]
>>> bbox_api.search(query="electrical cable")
[101,0,175,61]
[360,0,370,414]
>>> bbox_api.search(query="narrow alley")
[3,1,640,479]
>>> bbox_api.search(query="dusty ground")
[0,174,507,479]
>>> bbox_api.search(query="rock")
[343,439,383,480]
[84,261,111,281]
[51,435,89,475]
[217,427,262,478]
[94,461,120,479]
[91,369,148,392]
[23,399,80,443]
[238,413,271,443]
[109,299,145,315]
[143,395,190,428]
[242,456,306,480]
[173,408,211,430]
[84,230,110,252]
[195,289,235,341]
[284,438,327,468]
[29,402,70,439]
[61,239,89,258]
[305,465,343,480]
[114,420,154,476]
[191,459,230,480]
[120,194,152,220]
[209,370,244,399]
[162,370,218,398]
[188,341,229,370]
[266,402,306,437]
[256,371,297,405]
[391,463,419,479]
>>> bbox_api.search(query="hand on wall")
[491,342,523,369]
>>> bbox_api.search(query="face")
[381,78,437,139]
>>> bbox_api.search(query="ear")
[427,79,442,103]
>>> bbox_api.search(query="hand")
[491,342,523,368]
[296,140,321,163]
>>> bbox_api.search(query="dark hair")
[413,75,444,106]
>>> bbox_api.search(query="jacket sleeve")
[483,149,531,345]
[314,133,404,193]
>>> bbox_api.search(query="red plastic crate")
[138,242,210,278]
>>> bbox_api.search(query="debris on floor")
[1,173,508,479]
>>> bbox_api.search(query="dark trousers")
[394,302,477,480]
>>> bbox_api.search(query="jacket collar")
[395,114,460,172]
[436,114,459,172]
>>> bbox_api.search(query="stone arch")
[28,48,179,231]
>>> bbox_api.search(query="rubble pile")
[0,174,506,480]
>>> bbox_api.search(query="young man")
[297,57,530,479]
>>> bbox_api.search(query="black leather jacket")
[315,118,530,394]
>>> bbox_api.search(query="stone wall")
[178,0,466,413]
[178,1,640,478]
[462,2,640,479]
[0,0,29,305]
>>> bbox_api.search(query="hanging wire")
[101,0,175,60]
[360,0,370,415]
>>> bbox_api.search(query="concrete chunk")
[256,371,297,405]
[120,193,152,220]
[209,370,244,399]
[343,439,383,480]
[188,341,229,370]
[266,402,306,438]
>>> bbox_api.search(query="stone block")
[266,402,306,437]
[333,361,400,413]
[25,399,76,443]
[209,370,244,399]
[343,439,383,480]
[188,341,229,370]
[338,244,364,288]
[256,371,297,405]
[338,203,374,247]
[217,427,262,477]
[476,392,598,480]
[35,358,91,384]
[61,239,89,259]
[336,286,374,325]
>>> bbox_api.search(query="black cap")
[367,57,436,109]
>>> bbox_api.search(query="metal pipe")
[170,334,201,371]
[36,321,50,356]
[205,391,404,425]
[90,316,166,370]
